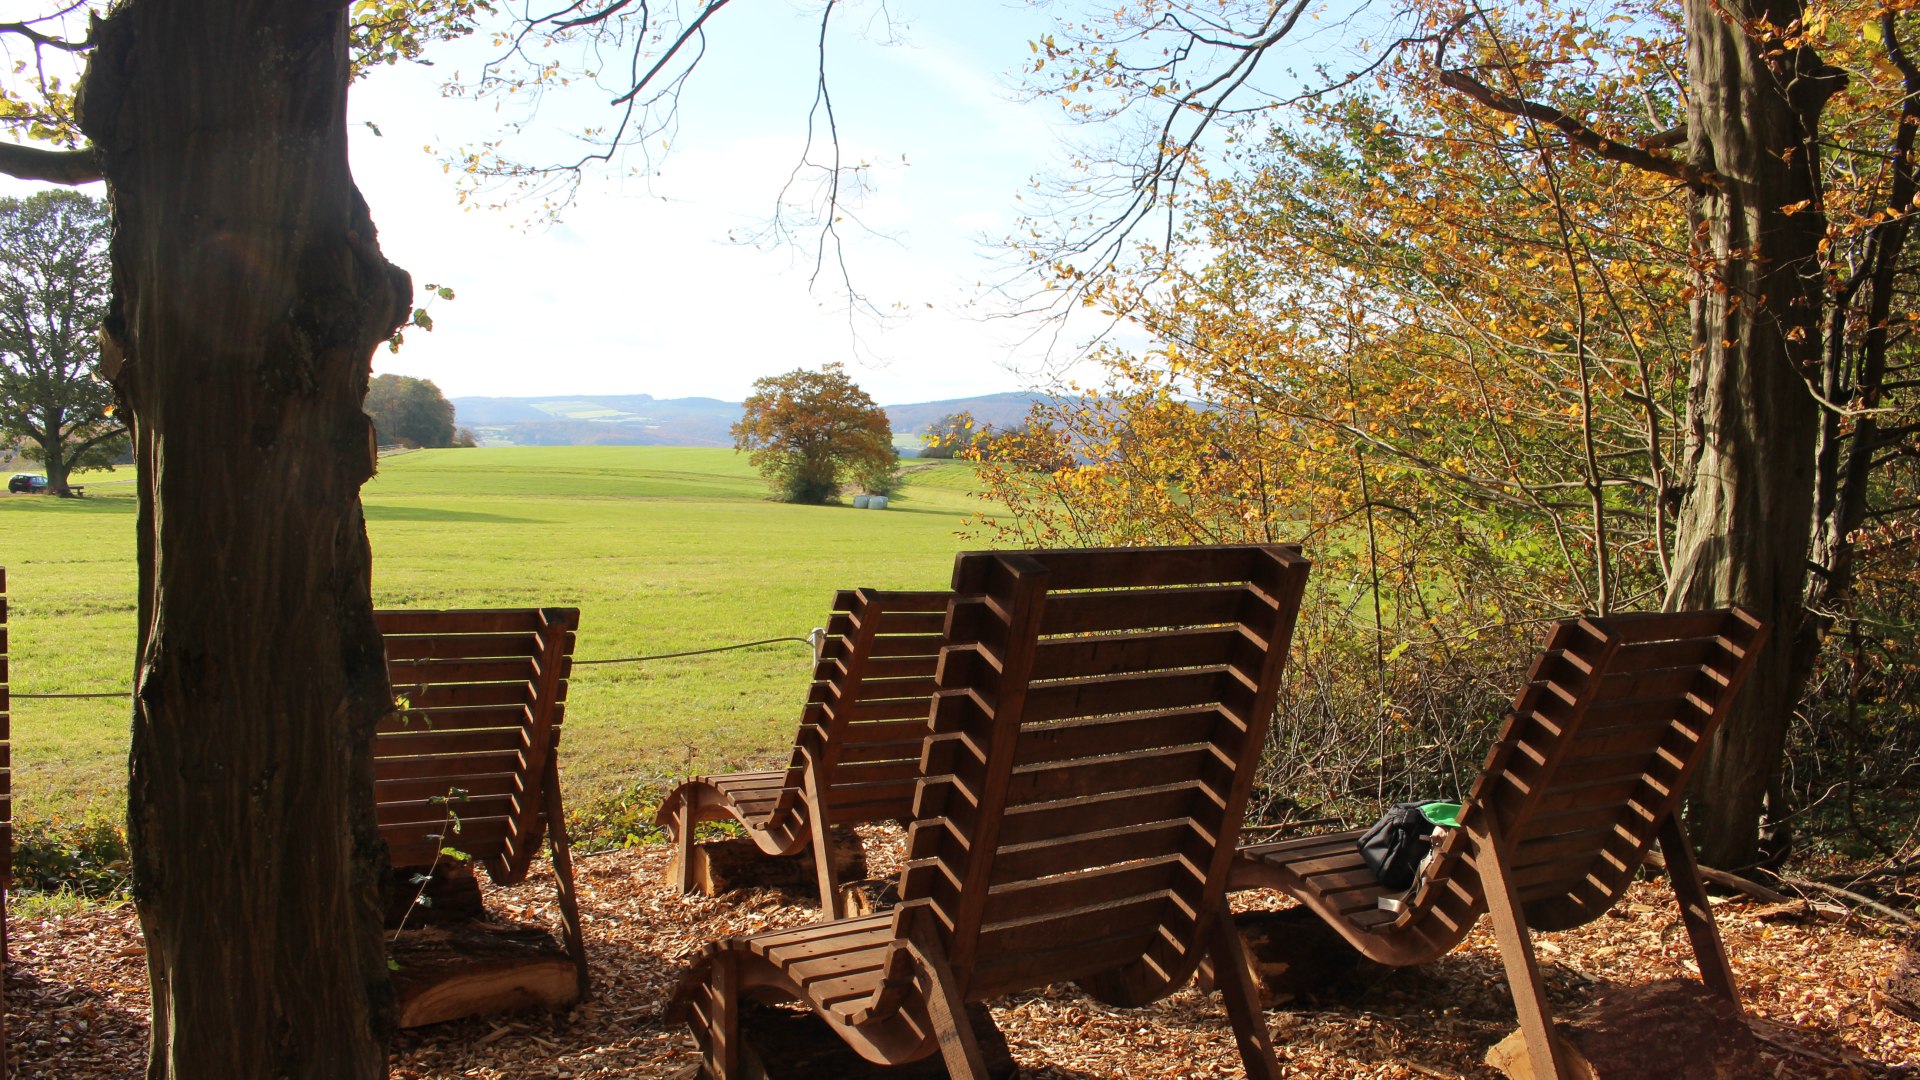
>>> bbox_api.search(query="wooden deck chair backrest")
[774,589,952,828]
[373,607,579,885]
[900,545,1310,1006]
[1401,607,1766,936]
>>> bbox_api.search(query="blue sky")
[0,1,1097,404]
[341,1,1083,404]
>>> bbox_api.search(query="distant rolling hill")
[450,391,1063,450]
[883,392,1063,437]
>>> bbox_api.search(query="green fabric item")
[1418,801,1462,828]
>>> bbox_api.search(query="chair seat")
[1235,830,1403,930]
[674,912,938,1068]
[748,912,897,1019]
[704,770,790,829]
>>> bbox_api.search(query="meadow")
[0,446,988,829]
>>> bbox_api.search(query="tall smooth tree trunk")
[1668,0,1838,868]
[76,2,410,1074]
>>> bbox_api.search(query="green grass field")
[1,447,992,828]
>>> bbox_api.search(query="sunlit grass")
[1,448,990,825]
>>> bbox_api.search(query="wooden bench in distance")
[655,589,951,917]
[1231,607,1767,1080]
[669,544,1310,1079]
[374,606,587,1028]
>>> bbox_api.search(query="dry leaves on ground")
[7,826,1916,1078]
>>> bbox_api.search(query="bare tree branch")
[0,141,101,184]
[610,0,732,106]
[1436,68,1717,192]
[0,2,92,53]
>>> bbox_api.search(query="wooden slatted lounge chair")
[1,568,10,1057]
[668,544,1311,1078]
[1230,607,1767,1080]
[374,606,588,1023]
[655,589,952,917]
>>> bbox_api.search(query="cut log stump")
[667,826,867,900]
[389,920,581,1028]
[384,860,485,930]
[1227,907,1393,1006]
[1485,980,1766,1080]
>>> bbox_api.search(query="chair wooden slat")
[376,773,521,803]
[375,726,528,758]
[381,632,554,662]
[1030,626,1245,681]
[868,633,946,658]
[989,819,1204,885]
[1013,708,1226,767]
[993,784,1220,848]
[386,657,548,684]
[377,794,521,827]
[1037,585,1251,636]
[373,751,523,784]
[375,705,536,734]
[1020,668,1235,725]
[1004,746,1227,807]
[375,609,554,635]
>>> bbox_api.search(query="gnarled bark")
[1668,0,1838,868]
[75,1,410,1074]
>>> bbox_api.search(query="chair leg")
[802,756,840,919]
[906,920,991,1079]
[1206,901,1281,1080]
[672,798,696,894]
[1657,813,1740,1005]
[708,951,743,1080]
[1475,818,1572,1080]
[543,761,591,997]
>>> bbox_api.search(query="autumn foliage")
[732,363,895,504]
[976,0,1920,848]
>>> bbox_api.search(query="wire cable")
[10,691,130,700]
[10,629,826,695]
[572,635,818,665]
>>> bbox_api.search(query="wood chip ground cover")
[7,826,1915,1077]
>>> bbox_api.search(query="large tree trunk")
[1669,0,1839,868]
[76,2,411,1075]
[42,436,69,496]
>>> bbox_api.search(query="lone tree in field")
[732,363,894,504]
[0,189,126,495]
[365,373,456,448]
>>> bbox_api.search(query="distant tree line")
[364,374,475,449]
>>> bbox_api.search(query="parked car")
[8,473,48,493]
